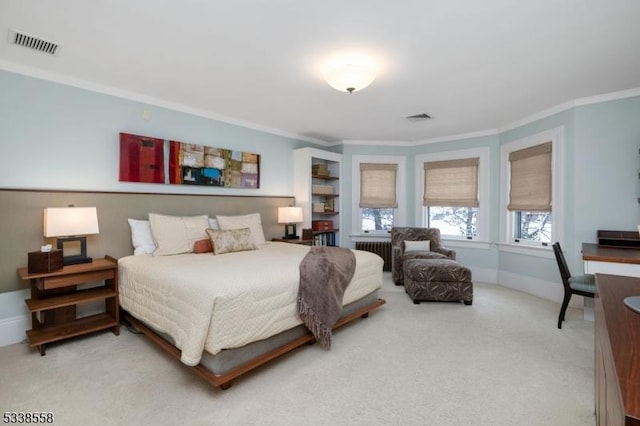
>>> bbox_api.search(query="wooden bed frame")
[122,297,385,390]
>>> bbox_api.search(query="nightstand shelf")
[18,256,119,356]
[25,287,117,312]
[26,313,117,347]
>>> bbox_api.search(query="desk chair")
[552,242,596,329]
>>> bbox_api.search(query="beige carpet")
[0,273,595,426]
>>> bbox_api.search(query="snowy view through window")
[363,207,551,243]
[514,211,552,243]
[427,207,477,237]
[362,208,393,232]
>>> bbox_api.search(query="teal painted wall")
[573,97,640,253]
[2,68,639,288]
[0,70,317,196]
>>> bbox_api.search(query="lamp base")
[57,236,92,266]
[283,223,297,239]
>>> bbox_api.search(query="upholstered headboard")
[0,189,295,293]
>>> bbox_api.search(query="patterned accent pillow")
[206,228,257,255]
[404,240,430,252]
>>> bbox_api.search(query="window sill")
[441,239,492,250]
[497,242,553,258]
[350,233,391,241]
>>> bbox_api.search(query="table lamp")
[44,206,99,265]
[278,206,303,239]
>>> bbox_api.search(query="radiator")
[355,241,392,271]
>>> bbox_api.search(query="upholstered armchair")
[391,227,456,285]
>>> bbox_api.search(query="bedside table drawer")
[38,269,116,290]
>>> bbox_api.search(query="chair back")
[391,227,442,252]
[552,242,572,288]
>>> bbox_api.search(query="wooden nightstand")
[17,256,120,355]
[271,238,313,246]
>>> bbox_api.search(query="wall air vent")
[7,29,61,56]
[406,113,432,122]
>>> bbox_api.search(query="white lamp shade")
[326,64,376,93]
[44,207,100,237]
[278,206,303,224]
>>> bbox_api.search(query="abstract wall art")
[168,141,260,188]
[119,133,165,184]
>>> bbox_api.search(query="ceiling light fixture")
[326,63,376,94]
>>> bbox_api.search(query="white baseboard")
[469,266,498,284]
[0,290,104,347]
[497,270,582,308]
[0,315,29,347]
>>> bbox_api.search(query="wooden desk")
[594,274,640,425]
[583,243,640,278]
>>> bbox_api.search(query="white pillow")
[148,213,210,256]
[216,213,266,246]
[404,240,430,252]
[127,219,156,256]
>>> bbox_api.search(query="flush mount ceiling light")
[326,63,376,94]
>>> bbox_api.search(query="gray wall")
[0,189,294,294]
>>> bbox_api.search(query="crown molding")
[573,86,640,106]
[0,59,327,146]
[412,129,499,146]
[341,139,416,147]
[500,87,640,133]
[2,59,638,148]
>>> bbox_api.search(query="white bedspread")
[119,242,383,366]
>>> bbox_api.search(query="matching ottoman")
[403,258,473,305]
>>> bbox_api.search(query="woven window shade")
[359,163,398,208]
[507,142,552,211]
[423,158,479,207]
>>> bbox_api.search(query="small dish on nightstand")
[624,296,640,314]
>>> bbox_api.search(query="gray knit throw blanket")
[297,246,356,349]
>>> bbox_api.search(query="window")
[507,142,552,244]
[352,155,406,236]
[416,148,489,242]
[362,207,394,232]
[424,157,479,238]
[500,127,563,251]
[427,206,478,237]
[360,163,397,233]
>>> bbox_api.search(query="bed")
[119,241,385,389]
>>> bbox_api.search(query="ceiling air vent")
[7,29,61,56]
[406,113,432,122]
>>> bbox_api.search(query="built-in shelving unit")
[294,147,342,246]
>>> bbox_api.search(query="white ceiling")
[1,1,640,144]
